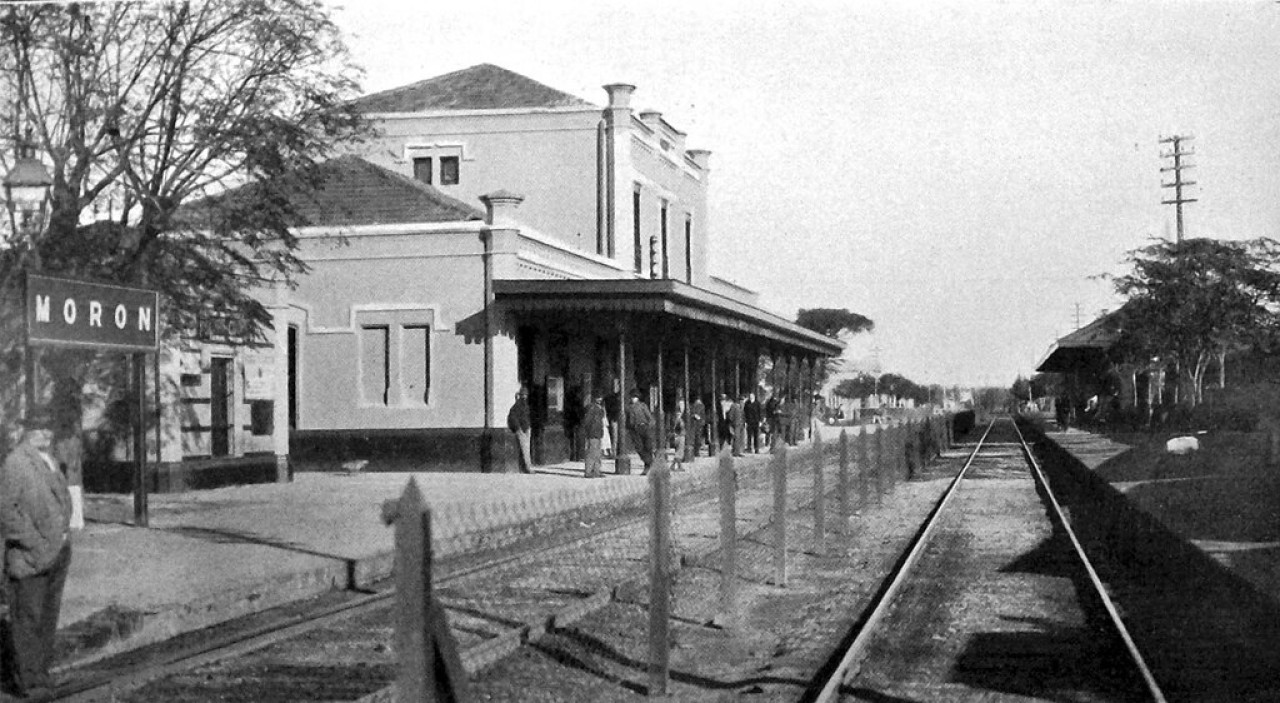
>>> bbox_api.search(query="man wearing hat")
[1,409,73,699]
[625,389,654,474]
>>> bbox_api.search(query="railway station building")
[1036,305,1175,422]
[138,64,840,479]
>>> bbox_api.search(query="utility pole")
[1159,135,1197,243]
[1074,303,1082,330]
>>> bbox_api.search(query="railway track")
[809,417,1166,703]
[48,446,836,702]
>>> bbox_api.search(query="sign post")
[24,274,160,526]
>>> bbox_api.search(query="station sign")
[25,274,159,351]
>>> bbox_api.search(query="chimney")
[671,127,687,153]
[603,83,636,110]
[480,190,525,228]
[687,149,712,170]
[639,109,662,130]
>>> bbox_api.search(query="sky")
[328,0,1280,388]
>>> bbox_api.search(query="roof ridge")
[352,63,595,113]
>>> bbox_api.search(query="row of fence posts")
[647,414,952,696]
[383,415,953,701]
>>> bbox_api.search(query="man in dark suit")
[625,389,654,474]
[728,395,746,457]
[743,393,762,453]
[1,410,73,699]
[507,388,533,473]
[689,397,706,459]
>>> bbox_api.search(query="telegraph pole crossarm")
[1158,134,1197,243]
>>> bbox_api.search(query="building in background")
[117,65,839,482]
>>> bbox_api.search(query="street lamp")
[2,144,53,240]
[3,141,53,423]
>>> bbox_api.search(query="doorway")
[210,357,232,457]
[287,325,299,431]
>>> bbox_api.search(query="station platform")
[1038,426,1280,605]
[54,438,808,671]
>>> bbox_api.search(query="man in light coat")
[1,410,73,698]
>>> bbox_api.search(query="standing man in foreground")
[1,410,73,699]
[507,388,533,473]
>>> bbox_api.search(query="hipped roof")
[190,155,483,227]
[1036,309,1123,373]
[352,64,594,113]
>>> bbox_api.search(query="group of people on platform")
[508,385,815,478]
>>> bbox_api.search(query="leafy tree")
[1010,376,1032,404]
[1111,237,1280,406]
[973,386,1008,414]
[794,307,874,385]
[833,372,877,400]
[795,308,874,339]
[0,1,365,425]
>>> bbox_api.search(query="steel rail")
[810,419,997,703]
[1011,419,1168,703]
[52,449,820,702]
[52,492,668,702]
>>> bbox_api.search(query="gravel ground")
[849,464,1144,701]
[104,424,965,703]
[464,459,964,701]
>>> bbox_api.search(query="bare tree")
[1,0,366,428]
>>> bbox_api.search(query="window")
[685,215,693,283]
[360,325,390,405]
[633,186,643,274]
[660,200,670,279]
[439,156,459,185]
[412,157,432,185]
[402,325,431,405]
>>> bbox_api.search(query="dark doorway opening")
[287,325,299,431]
[210,357,231,457]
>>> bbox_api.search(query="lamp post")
[3,142,53,244]
[3,140,54,419]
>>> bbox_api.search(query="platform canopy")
[1036,308,1124,373]
[494,278,843,357]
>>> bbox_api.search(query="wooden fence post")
[717,449,737,628]
[894,423,906,484]
[856,428,870,510]
[772,445,788,587]
[649,462,672,696]
[391,478,470,703]
[838,430,850,533]
[812,431,825,554]
[873,425,885,506]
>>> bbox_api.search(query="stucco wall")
[357,110,601,255]
[627,130,710,288]
[290,227,493,431]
